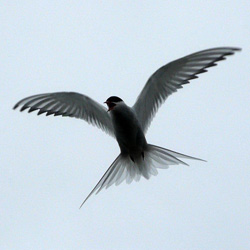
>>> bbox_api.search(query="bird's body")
[111,102,147,159]
[13,47,241,207]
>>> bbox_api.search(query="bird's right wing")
[133,47,241,133]
[14,92,115,137]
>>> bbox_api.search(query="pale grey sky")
[1,1,250,249]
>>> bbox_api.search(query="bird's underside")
[13,47,241,206]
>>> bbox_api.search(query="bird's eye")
[108,103,116,108]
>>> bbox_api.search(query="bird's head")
[104,96,123,111]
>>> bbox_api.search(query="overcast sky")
[1,1,250,249]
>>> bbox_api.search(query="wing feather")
[14,92,114,137]
[133,47,241,133]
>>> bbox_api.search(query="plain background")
[1,1,249,249]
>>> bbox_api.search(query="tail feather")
[79,154,122,208]
[152,148,188,166]
[80,144,205,208]
[150,144,206,161]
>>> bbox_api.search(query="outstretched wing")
[14,92,114,137]
[133,47,241,133]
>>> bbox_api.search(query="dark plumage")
[106,96,123,103]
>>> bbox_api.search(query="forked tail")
[79,144,205,208]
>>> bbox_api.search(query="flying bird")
[13,47,241,207]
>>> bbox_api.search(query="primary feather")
[133,47,241,133]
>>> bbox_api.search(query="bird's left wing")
[14,92,114,137]
[133,47,241,133]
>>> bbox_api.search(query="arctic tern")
[14,47,241,207]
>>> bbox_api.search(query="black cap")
[106,96,123,103]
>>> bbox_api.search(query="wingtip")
[228,47,242,54]
[215,47,242,51]
[233,47,242,51]
[13,104,18,110]
[20,106,29,112]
